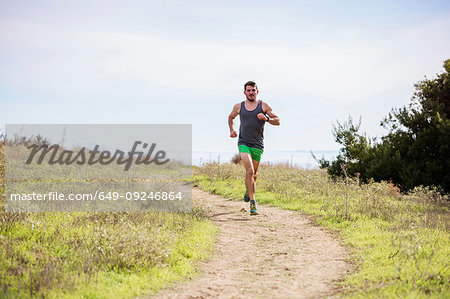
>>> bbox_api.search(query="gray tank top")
[238,100,265,149]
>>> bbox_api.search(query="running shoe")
[244,190,250,202]
[250,200,259,215]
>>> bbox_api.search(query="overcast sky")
[1,0,449,153]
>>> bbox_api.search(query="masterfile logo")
[26,141,170,171]
[5,124,192,212]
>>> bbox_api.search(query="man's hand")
[261,102,280,126]
[257,113,268,121]
[230,130,237,138]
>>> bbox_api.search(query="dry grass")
[193,162,450,298]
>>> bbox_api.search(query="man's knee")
[246,167,254,177]
[253,173,258,181]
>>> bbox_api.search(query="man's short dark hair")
[244,81,257,90]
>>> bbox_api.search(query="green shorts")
[238,145,263,162]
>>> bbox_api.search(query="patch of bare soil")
[148,189,352,299]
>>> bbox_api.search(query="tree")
[318,59,450,193]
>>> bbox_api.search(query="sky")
[1,0,450,154]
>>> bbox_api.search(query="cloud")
[1,14,449,104]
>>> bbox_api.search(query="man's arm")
[228,103,240,138]
[259,102,280,126]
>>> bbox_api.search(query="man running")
[228,81,280,215]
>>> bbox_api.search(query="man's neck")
[246,99,258,104]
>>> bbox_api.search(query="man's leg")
[240,152,256,201]
[251,159,260,198]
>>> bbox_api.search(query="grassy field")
[193,162,449,298]
[2,140,449,298]
[0,146,217,298]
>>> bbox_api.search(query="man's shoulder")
[233,102,242,110]
[261,100,271,111]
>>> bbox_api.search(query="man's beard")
[247,96,256,101]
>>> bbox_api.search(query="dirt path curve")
[150,189,351,298]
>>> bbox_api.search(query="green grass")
[0,211,217,299]
[193,163,449,298]
[0,145,218,298]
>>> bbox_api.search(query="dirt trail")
[149,189,351,299]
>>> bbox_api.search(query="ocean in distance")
[193,150,339,169]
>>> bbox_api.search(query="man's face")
[244,86,258,101]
